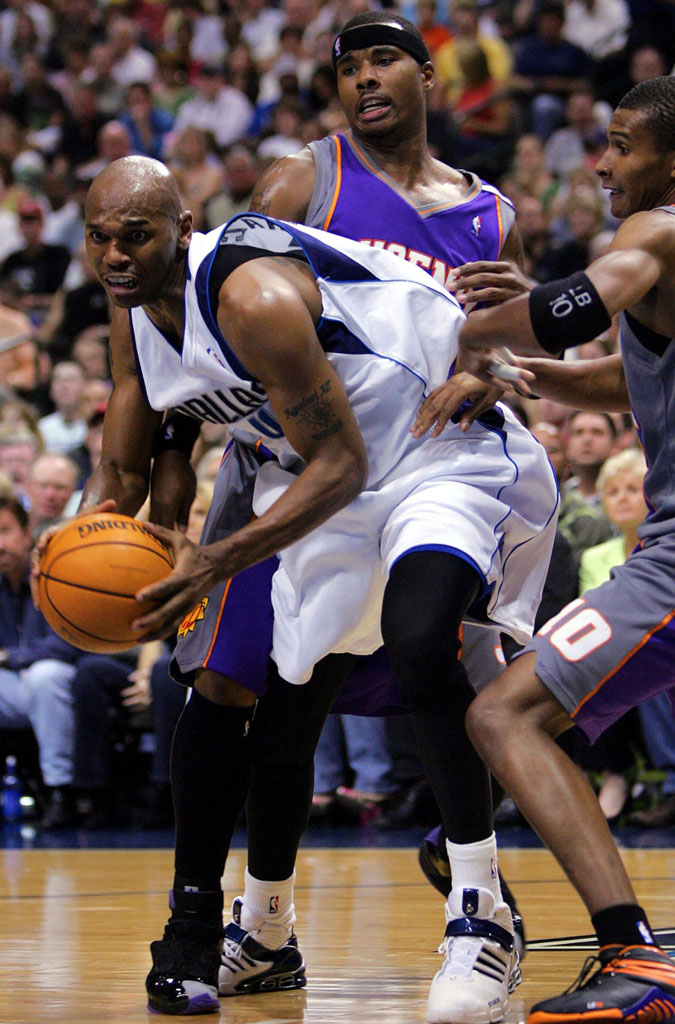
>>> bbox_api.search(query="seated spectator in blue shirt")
[0,493,79,828]
[511,0,593,140]
[119,81,174,161]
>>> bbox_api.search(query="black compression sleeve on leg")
[382,550,494,844]
[247,654,358,880]
[172,690,254,885]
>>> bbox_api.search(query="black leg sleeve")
[172,689,255,885]
[246,654,357,881]
[381,550,493,844]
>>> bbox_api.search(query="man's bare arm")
[522,353,629,411]
[134,258,368,639]
[460,209,673,361]
[81,307,162,514]
[249,148,317,221]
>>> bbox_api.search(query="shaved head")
[86,156,184,221]
[84,155,193,309]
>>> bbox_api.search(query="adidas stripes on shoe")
[427,886,521,1024]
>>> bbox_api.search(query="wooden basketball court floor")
[1,834,674,1024]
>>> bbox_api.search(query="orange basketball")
[38,512,174,653]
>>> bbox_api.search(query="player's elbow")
[347,448,369,497]
[330,446,368,505]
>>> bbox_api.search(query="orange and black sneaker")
[529,944,675,1024]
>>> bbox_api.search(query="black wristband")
[152,411,201,458]
[529,272,612,356]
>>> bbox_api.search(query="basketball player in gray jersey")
[414,74,675,1024]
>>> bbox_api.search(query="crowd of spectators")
[0,0,674,832]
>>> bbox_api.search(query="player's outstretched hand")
[449,260,531,308]
[149,449,197,533]
[30,498,118,610]
[132,523,220,641]
[411,371,505,438]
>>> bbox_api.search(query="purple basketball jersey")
[310,132,514,289]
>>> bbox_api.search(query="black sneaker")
[219,898,307,996]
[529,944,675,1024]
[146,922,221,1015]
[419,824,527,958]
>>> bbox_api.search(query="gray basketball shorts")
[525,532,675,743]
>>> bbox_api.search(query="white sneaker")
[218,898,306,996]
[426,886,521,1024]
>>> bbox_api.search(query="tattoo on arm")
[284,379,343,440]
[250,185,272,215]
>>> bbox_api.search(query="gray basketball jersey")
[620,206,675,539]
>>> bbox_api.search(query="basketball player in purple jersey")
[150,13,537,1023]
[415,74,675,1024]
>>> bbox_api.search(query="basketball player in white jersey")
[60,155,559,1022]
[415,74,675,1024]
[152,19,533,1017]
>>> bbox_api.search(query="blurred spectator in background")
[70,398,106,489]
[74,119,132,183]
[81,42,126,119]
[511,0,592,139]
[0,397,41,436]
[37,359,86,454]
[511,193,559,281]
[501,133,560,211]
[0,493,78,829]
[558,410,617,567]
[57,82,110,171]
[416,0,453,57]
[168,126,225,230]
[161,0,228,68]
[0,303,38,395]
[531,420,569,485]
[204,144,261,228]
[0,427,42,506]
[0,0,53,72]
[36,248,110,361]
[434,0,513,106]
[72,327,110,382]
[172,61,253,151]
[561,0,630,103]
[0,198,70,323]
[256,96,306,163]
[50,36,90,113]
[78,380,111,427]
[40,157,84,255]
[544,88,609,179]
[108,15,157,86]
[8,53,66,144]
[152,50,195,118]
[240,0,285,64]
[452,39,516,179]
[119,80,174,160]
[25,450,78,533]
[547,186,606,277]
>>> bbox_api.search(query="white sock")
[239,868,296,949]
[445,832,503,907]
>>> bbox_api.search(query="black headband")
[332,23,431,70]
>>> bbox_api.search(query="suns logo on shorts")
[178,597,209,637]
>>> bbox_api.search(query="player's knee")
[194,668,257,707]
[465,684,513,762]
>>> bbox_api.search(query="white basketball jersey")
[129,214,465,489]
